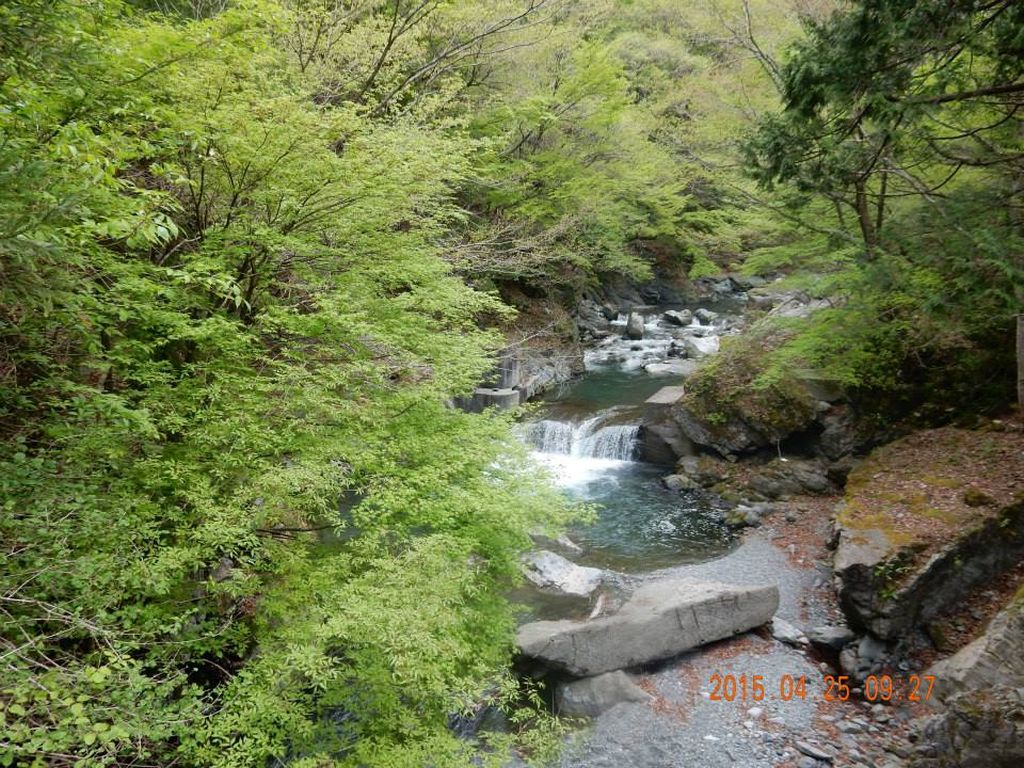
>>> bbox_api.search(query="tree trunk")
[1018,312,1023,412]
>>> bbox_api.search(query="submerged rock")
[555,671,652,717]
[662,474,700,492]
[644,360,700,377]
[517,578,779,676]
[522,551,604,598]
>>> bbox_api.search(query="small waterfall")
[575,423,641,460]
[526,415,639,461]
[527,420,575,455]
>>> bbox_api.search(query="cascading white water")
[526,415,639,461]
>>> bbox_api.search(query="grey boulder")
[663,309,693,326]
[522,550,604,598]
[517,578,779,676]
[806,624,856,650]
[625,312,645,340]
[771,616,808,646]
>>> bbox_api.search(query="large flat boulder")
[516,578,778,676]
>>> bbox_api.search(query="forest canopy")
[1,0,1021,766]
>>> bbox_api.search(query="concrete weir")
[641,385,692,464]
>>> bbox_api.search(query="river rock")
[771,617,808,646]
[455,387,520,413]
[682,335,719,358]
[522,551,604,598]
[662,473,699,492]
[672,406,768,456]
[577,298,611,338]
[644,360,700,377]
[663,309,693,326]
[807,624,856,650]
[555,671,652,717]
[768,296,833,319]
[694,308,719,324]
[516,578,779,676]
[726,502,770,528]
[742,458,833,500]
[625,312,645,340]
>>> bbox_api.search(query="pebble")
[747,706,764,719]
[838,720,863,734]
[797,758,820,768]
[795,740,834,761]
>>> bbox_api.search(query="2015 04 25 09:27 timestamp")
[707,673,937,703]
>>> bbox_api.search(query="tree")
[745,0,1024,410]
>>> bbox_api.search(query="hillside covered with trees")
[1,0,1021,766]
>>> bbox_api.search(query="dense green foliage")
[0,1,584,765]
[739,0,1023,413]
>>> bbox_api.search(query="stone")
[726,503,768,528]
[771,616,808,646]
[746,459,832,499]
[455,387,520,413]
[858,634,887,667]
[644,360,700,377]
[521,551,604,598]
[927,600,1024,704]
[576,298,611,338]
[795,740,833,761]
[640,420,695,464]
[818,404,860,460]
[554,670,652,717]
[682,335,720,358]
[528,532,584,555]
[625,312,645,340]
[517,578,779,676]
[662,474,699,492]
[663,309,693,326]
[670,405,769,457]
[807,625,856,650]
[694,308,719,324]
[913,686,1024,768]
[840,647,859,677]
[645,386,687,405]
[963,487,995,507]
[834,497,1024,640]
[769,297,833,319]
